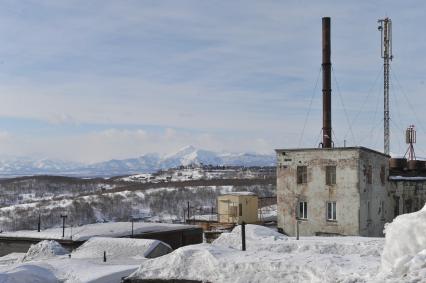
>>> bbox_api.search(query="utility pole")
[60,214,67,238]
[378,17,393,155]
[241,221,246,251]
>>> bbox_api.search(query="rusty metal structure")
[405,125,416,161]
[321,17,333,148]
[378,18,393,155]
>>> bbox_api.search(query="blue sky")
[0,0,425,162]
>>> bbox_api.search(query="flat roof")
[275,146,390,158]
[0,222,199,242]
[220,191,257,196]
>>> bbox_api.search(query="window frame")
[298,201,308,220]
[297,166,307,184]
[325,165,336,185]
[367,165,372,184]
[326,201,337,221]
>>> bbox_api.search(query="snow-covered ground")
[0,206,424,282]
[0,237,171,283]
[128,225,384,282]
[128,206,426,283]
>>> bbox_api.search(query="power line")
[331,67,356,144]
[298,67,322,147]
[391,69,426,134]
[389,118,403,154]
[343,66,382,143]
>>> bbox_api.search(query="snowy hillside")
[0,146,275,177]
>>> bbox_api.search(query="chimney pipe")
[322,17,332,148]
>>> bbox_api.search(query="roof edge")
[275,146,390,158]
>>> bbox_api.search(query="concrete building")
[217,192,258,224]
[276,147,395,237]
[389,174,426,215]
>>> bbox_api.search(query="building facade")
[217,192,258,224]
[276,147,395,237]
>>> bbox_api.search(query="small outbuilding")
[217,192,258,224]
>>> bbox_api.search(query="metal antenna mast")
[378,18,393,155]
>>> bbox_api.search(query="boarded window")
[367,201,371,220]
[327,201,337,221]
[297,166,307,184]
[380,165,386,185]
[326,166,336,185]
[298,201,308,219]
[367,165,372,184]
[380,200,385,219]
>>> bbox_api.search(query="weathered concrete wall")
[390,180,426,215]
[276,148,361,236]
[358,150,393,237]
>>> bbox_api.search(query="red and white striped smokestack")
[322,17,332,148]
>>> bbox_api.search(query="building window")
[297,166,307,184]
[367,201,371,220]
[298,201,308,219]
[367,165,372,184]
[380,165,386,185]
[326,166,336,185]
[379,200,385,220]
[239,203,242,216]
[327,201,337,221]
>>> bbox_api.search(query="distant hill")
[0,146,275,177]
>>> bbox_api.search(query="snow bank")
[0,264,58,283]
[212,224,286,249]
[0,253,25,266]
[22,240,68,262]
[72,237,172,260]
[128,225,383,282]
[380,204,426,280]
[212,225,382,257]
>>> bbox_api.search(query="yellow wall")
[217,194,258,224]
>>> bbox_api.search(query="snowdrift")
[380,204,426,281]
[22,240,68,262]
[72,237,172,259]
[127,225,383,282]
[0,264,58,283]
[212,224,287,250]
[212,224,382,257]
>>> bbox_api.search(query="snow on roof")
[389,176,426,181]
[22,240,68,262]
[72,237,172,259]
[0,222,198,241]
[221,191,257,196]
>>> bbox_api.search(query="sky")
[0,0,426,163]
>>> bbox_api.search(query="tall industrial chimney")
[322,17,332,148]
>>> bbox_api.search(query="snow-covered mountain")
[0,146,275,177]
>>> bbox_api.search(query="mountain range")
[0,146,275,177]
